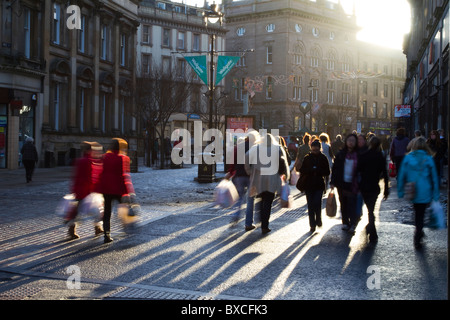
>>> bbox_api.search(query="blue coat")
[397,150,439,204]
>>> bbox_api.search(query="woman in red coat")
[99,138,135,243]
[66,142,104,239]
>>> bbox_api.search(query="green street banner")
[184,56,208,86]
[216,56,241,85]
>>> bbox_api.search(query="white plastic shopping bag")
[214,179,239,208]
[78,193,104,219]
[55,194,77,218]
[429,200,445,229]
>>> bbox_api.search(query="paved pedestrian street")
[0,164,447,304]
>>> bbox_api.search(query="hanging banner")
[216,56,241,85]
[184,56,208,86]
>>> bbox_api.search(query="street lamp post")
[203,3,224,130]
[196,3,223,183]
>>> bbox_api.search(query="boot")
[104,232,113,243]
[68,224,80,240]
[94,225,104,236]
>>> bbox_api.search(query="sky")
[173,0,411,50]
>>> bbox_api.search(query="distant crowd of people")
[225,128,447,249]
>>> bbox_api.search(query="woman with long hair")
[330,133,360,234]
[397,137,439,249]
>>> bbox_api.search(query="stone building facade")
[403,0,449,137]
[223,0,406,138]
[0,0,141,169]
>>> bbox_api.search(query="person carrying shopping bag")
[397,137,440,249]
[97,138,135,243]
[245,133,290,234]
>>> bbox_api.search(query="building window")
[293,76,302,100]
[78,15,86,53]
[342,92,349,105]
[101,94,106,133]
[327,52,336,70]
[382,103,388,118]
[24,8,31,58]
[311,48,320,67]
[177,59,186,78]
[178,31,185,49]
[79,89,84,132]
[163,28,171,47]
[236,27,245,36]
[53,83,60,130]
[157,2,166,10]
[142,54,151,75]
[374,83,378,96]
[266,24,275,32]
[266,77,273,99]
[120,34,127,66]
[120,98,125,134]
[267,46,273,64]
[372,102,377,118]
[52,3,61,45]
[142,25,151,44]
[383,84,389,98]
[193,34,200,51]
[101,25,108,60]
[343,55,351,72]
[362,81,368,94]
[327,91,334,104]
[234,78,245,101]
[362,100,367,117]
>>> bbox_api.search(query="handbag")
[326,191,337,217]
[389,162,397,178]
[404,182,416,201]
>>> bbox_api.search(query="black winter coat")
[299,152,330,191]
[357,149,389,195]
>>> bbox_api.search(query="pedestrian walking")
[397,137,440,249]
[356,134,368,219]
[389,127,410,176]
[299,140,330,232]
[294,133,311,172]
[98,138,136,243]
[20,137,38,183]
[331,134,345,158]
[330,133,360,234]
[245,133,290,234]
[357,136,390,242]
[319,133,333,188]
[426,130,445,183]
[228,133,257,230]
[65,141,104,240]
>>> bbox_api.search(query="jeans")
[337,187,358,227]
[305,190,323,228]
[257,191,275,230]
[231,176,256,227]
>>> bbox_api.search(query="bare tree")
[136,61,195,168]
